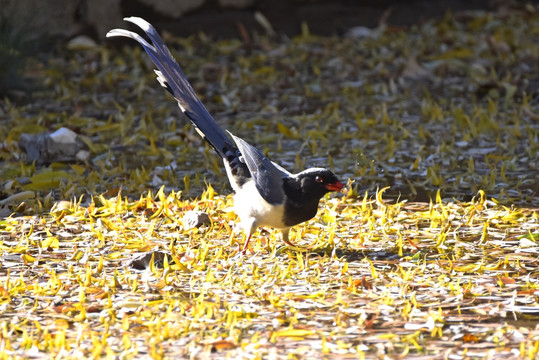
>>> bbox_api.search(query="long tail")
[106,17,233,159]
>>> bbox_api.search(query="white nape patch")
[297,167,327,176]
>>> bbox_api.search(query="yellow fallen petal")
[274,328,315,338]
[21,253,37,264]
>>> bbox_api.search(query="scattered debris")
[18,127,89,165]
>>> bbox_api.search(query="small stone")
[125,251,169,270]
[182,210,211,229]
[0,206,12,217]
[519,238,536,248]
[345,26,373,39]
[66,35,98,50]
[51,200,73,215]
[49,127,78,143]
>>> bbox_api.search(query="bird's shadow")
[278,246,416,262]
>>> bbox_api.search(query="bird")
[107,17,344,253]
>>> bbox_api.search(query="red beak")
[325,181,345,192]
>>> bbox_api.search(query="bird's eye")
[315,176,324,183]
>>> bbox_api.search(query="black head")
[282,168,344,226]
[286,168,344,202]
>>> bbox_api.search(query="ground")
[0,4,538,359]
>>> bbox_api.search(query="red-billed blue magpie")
[107,18,344,253]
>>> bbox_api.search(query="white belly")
[233,180,287,231]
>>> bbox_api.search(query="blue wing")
[228,132,289,205]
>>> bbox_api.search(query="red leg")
[282,230,294,247]
[241,233,252,254]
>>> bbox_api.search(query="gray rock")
[182,210,211,229]
[18,127,89,165]
[86,0,123,39]
[1,0,81,42]
[137,0,204,18]
[124,251,170,270]
[219,0,254,8]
